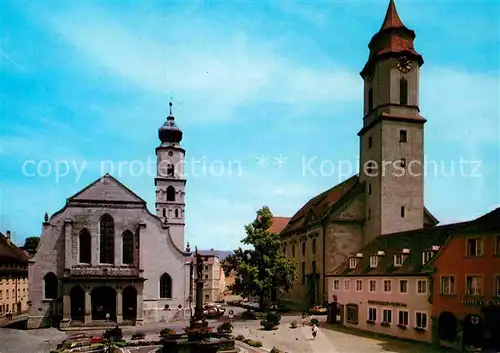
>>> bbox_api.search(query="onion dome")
[158,102,183,144]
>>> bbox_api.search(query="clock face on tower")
[396,56,412,73]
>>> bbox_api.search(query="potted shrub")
[159,328,177,337]
[131,332,145,340]
[103,326,123,341]
[366,320,375,325]
[310,318,319,327]
[241,310,256,320]
[381,322,390,327]
[290,320,298,329]
[397,324,407,330]
[260,311,281,330]
[414,327,426,333]
[217,322,233,333]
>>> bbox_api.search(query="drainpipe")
[321,219,327,305]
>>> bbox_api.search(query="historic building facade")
[0,231,29,315]
[430,208,500,351]
[279,0,438,309]
[27,105,192,329]
[328,207,499,347]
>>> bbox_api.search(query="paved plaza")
[0,309,451,353]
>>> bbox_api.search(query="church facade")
[279,0,439,309]
[27,104,191,329]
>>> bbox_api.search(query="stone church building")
[28,103,192,328]
[279,0,440,308]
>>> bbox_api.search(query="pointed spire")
[380,0,405,31]
[169,101,173,117]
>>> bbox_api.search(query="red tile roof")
[269,217,291,235]
[0,233,29,263]
[281,175,360,235]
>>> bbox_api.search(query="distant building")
[188,251,225,303]
[278,0,439,310]
[0,231,29,315]
[28,104,191,329]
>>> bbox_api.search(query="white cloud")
[31,3,360,125]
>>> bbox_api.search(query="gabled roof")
[68,173,146,204]
[331,207,500,277]
[0,233,29,263]
[269,217,290,235]
[281,175,360,235]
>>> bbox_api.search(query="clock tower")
[155,102,186,249]
[359,0,426,242]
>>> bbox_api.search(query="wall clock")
[396,56,412,73]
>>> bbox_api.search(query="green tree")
[222,206,297,309]
[22,236,40,254]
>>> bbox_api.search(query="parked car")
[204,304,225,318]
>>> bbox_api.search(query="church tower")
[359,0,425,242]
[156,102,186,248]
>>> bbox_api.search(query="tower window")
[166,186,175,201]
[400,130,407,143]
[400,78,408,105]
[368,136,373,148]
[400,158,406,168]
[368,209,371,220]
[368,183,372,195]
[401,206,405,218]
[302,242,306,256]
[365,161,376,176]
[175,209,179,218]
[167,164,174,177]
[162,209,166,217]
[368,88,374,111]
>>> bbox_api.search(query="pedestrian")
[311,323,318,340]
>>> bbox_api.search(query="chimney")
[6,230,11,245]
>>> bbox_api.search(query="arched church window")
[175,209,179,218]
[400,78,408,105]
[122,230,134,265]
[302,242,306,256]
[312,238,316,254]
[167,164,174,177]
[44,272,58,299]
[312,260,316,274]
[401,206,405,218]
[159,273,172,298]
[368,88,374,111]
[166,186,175,202]
[79,229,91,263]
[100,214,114,264]
[292,244,296,257]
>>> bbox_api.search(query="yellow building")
[0,231,29,315]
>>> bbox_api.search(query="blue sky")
[1,0,499,250]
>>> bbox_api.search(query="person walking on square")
[311,323,318,340]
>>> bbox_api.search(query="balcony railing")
[65,266,140,277]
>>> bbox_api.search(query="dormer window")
[349,258,358,269]
[370,256,379,268]
[394,254,405,267]
[422,251,433,265]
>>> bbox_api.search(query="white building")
[27,104,192,329]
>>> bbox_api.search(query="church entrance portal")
[91,286,116,321]
[70,286,85,321]
[122,286,137,321]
